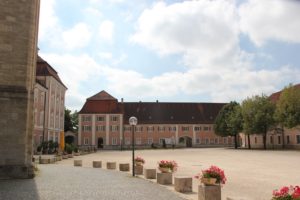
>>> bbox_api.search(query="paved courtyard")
[57,148,300,200]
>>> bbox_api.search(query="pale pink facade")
[32,56,67,150]
[78,91,233,149]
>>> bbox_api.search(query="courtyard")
[58,148,300,200]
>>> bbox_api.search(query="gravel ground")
[0,164,185,200]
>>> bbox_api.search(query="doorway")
[97,137,104,149]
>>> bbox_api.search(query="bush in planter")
[74,146,79,153]
[65,143,73,154]
[48,140,54,154]
[41,141,48,154]
[37,145,42,153]
[53,142,59,153]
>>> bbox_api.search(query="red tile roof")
[36,56,67,89]
[269,84,300,102]
[87,90,117,100]
[79,91,226,124]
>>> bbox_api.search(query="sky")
[38,0,300,111]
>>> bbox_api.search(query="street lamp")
[129,116,138,176]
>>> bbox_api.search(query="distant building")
[240,84,300,149]
[78,90,233,149]
[33,56,67,151]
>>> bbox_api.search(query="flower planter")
[201,177,217,186]
[134,165,143,175]
[93,161,102,168]
[135,161,143,166]
[74,152,80,156]
[62,155,69,159]
[157,172,172,185]
[68,154,73,158]
[159,167,170,173]
[198,184,221,200]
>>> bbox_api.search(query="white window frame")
[147,138,153,145]
[84,137,89,145]
[112,138,118,145]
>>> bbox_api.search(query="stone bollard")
[198,185,221,200]
[39,158,49,164]
[55,156,62,161]
[135,165,143,175]
[93,161,102,168]
[74,160,82,167]
[144,168,156,179]
[119,163,130,171]
[49,158,56,164]
[68,154,74,158]
[174,177,192,193]
[157,172,172,185]
[106,162,116,170]
[62,155,69,159]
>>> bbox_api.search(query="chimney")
[156,100,158,103]
[121,98,123,103]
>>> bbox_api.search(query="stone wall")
[0,0,40,179]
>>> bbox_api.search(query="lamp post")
[129,116,137,176]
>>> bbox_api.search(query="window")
[158,126,165,132]
[136,138,141,145]
[112,138,118,145]
[96,126,105,132]
[96,116,105,121]
[125,138,131,145]
[148,138,153,145]
[159,138,165,144]
[287,135,290,144]
[169,126,176,132]
[270,136,273,144]
[135,126,143,132]
[203,126,209,131]
[110,125,119,132]
[40,111,44,126]
[278,136,281,145]
[297,135,300,144]
[82,125,92,132]
[55,136,58,142]
[82,116,92,122]
[223,138,227,144]
[194,126,201,131]
[205,138,209,144]
[84,137,89,145]
[214,138,218,144]
[182,127,189,131]
[255,137,257,144]
[196,138,200,144]
[124,126,131,132]
[110,116,118,122]
[210,139,214,144]
[147,126,154,132]
[39,135,43,144]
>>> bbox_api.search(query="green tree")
[214,101,243,149]
[64,108,78,132]
[241,95,276,150]
[275,84,300,148]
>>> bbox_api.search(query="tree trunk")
[247,134,251,149]
[263,133,267,150]
[234,134,238,149]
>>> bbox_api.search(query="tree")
[64,108,78,132]
[275,84,300,148]
[214,101,243,149]
[241,95,276,150]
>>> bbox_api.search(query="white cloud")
[131,1,240,69]
[98,52,113,59]
[38,0,60,43]
[62,23,92,50]
[239,0,300,46]
[39,53,102,111]
[98,20,115,42]
[84,7,102,17]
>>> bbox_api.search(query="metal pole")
[132,125,135,176]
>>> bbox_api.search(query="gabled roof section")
[269,84,300,102]
[87,90,117,100]
[36,55,67,89]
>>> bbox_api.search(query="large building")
[240,84,300,149]
[78,90,233,149]
[32,56,67,151]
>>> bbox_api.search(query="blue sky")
[38,0,300,111]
